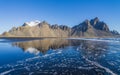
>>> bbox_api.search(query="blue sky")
[0,0,120,33]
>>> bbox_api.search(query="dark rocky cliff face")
[71,20,95,37]
[90,17,109,32]
[2,17,119,37]
[111,30,119,35]
[72,17,113,37]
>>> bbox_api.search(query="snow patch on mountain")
[25,20,41,26]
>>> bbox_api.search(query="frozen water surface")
[0,38,120,75]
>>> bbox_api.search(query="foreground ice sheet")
[0,38,120,75]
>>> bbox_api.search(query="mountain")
[71,17,114,37]
[2,21,71,37]
[1,17,119,38]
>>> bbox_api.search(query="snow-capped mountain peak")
[25,20,41,26]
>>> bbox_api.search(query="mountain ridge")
[1,17,119,38]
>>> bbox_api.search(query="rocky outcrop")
[111,30,119,35]
[72,17,113,37]
[90,17,109,31]
[1,17,119,38]
[71,20,96,37]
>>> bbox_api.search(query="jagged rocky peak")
[96,22,109,31]
[22,20,50,28]
[51,24,59,29]
[88,17,109,32]
[8,27,17,33]
[72,19,92,32]
[59,25,71,30]
[38,21,50,27]
[23,20,41,27]
[40,21,48,25]
[51,24,71,30]
[84,19,91,26]
[94,17,99,21]
[111,30,119,35]
[90,17,99,26]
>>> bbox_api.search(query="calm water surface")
[0,38,120,75]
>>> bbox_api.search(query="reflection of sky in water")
[0,38,120,75]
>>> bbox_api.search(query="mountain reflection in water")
[0,38,120,75]
[12,39,108,55]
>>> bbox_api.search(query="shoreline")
[0,36,118,39]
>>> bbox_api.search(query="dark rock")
[59,25,71,30]
[111,30,119,35]
[90,17,99,26]
[51,24,59,29]
[94,22,109,32]
[90,17,109,32]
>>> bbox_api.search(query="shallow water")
[0,38,120,75]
